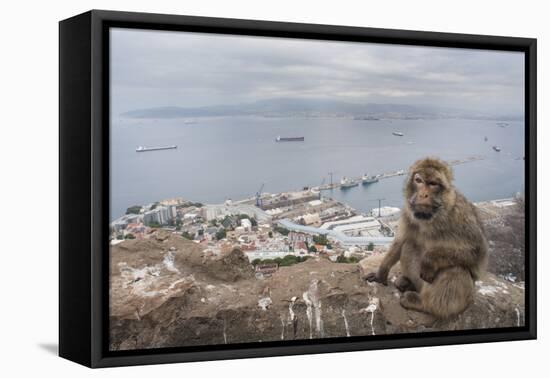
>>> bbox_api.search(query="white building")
[245,250,308,262]
[204,203,271,222]
[110,214,141,232]
[241,218,252,231]
[298,213,321,225]
[369,206,401,218]
[288,231,313,244]
[329,217,382,237]
[143,205,177,226]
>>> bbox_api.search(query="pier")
[313,155,485,191]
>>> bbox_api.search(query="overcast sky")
[110,28,524,117]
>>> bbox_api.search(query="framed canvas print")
[59,10,537,368]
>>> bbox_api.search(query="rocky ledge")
[110,233,525,351]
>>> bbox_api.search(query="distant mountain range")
[121,98,522,121]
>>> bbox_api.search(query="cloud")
[110,28,524,117]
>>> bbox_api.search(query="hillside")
[110,232,525,350]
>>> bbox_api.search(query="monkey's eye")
[428,182,440,188]
[414,177,423,184]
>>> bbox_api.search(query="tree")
[279,255,298,266]
[148,221,160,228]
[215,229,227,240]
[124,233,135,239]
[268,231,273,238]
[308,245,317,253]
[275,226,290,236]
[125,205,142,215]
[252,258,262,266]
[181,231,193,240]
[336,255,359,263]
[313,234,328,245]
[367,242,375,251]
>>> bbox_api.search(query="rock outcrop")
[110,234,525,350]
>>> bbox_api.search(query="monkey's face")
[408,171,446,221]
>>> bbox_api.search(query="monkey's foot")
[400,292,424,312]
[395,276,416,292]
[365,272,387,285]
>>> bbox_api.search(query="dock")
[313,155,485,191]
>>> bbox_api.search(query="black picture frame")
[59,9,537,368]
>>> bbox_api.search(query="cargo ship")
[276,136,305,142]
[353,116,380,121]
[136,145,177,152]
[492,146,501,152]
[392,131,404,136]
[362,174,379,184]
[340,177,359,189]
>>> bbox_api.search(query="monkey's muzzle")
[411,204,439,220]
[413,211,434,220]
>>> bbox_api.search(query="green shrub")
[274,226,290,236]
[181,231,194,240]
[336,255,359,264]
[252,255,309,267]
[125,205,141,215]
[252,258,262,266]
[215,229,226,240]
[313,234,329,245]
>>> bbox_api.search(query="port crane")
[255,183,265,207]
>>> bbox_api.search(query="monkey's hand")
[365,271,388,285]
[420,258,437,283]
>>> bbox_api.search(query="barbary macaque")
[366,157,488,318]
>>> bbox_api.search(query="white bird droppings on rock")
[258,297,272,311]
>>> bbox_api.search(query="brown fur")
[366,157,488,319]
